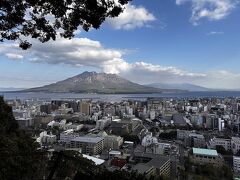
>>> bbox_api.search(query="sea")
[1,91,240,102]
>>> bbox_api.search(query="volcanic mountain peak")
[24,71,184,94]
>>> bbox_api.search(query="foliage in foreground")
[0,0,130,49]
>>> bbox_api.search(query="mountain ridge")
[146,83,240,92]
[0,87,26,92]
[146,83,210,92]
[23,71,185,94]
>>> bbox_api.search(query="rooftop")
[233,156,240,160]
[193,148,218,157]
[109,150,121,155]
[146,156,170,168]
[189,133,204,139]
[132,163,153,174]
[82,154,105,165]
[232,137,240,142]
[172,114,186,125]
[72,136,104,143]
[134,152,170,168]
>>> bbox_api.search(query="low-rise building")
[60,129,79,143]
[208,137,231,151]
[233,156,240,174]
[177,129,190,140]
[96,117,111,130]
[68,136,104,155]
[190,148,224,166]
[16,117,33,127]
[38,131,57,145]
[132,163,156,178]
[42,134,57,144]
[231,137,240,154]
[109,150,122,158]
[144,143,171,155]
[63,123,83,131]
[82,154,105,166]
[188,133,206,148]
[104,135,123,150]
[146,156,171,177]
[110,121,132,135]
[134,153,171,178]
[208,137,240,154]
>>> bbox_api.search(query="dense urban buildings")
[5,96,240,179]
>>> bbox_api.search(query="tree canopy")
[0,0,131,49]
[0,96,42,180]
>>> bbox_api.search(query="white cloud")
[117,62,206,85]
[195,70,240,89]
[1,36,240,89]
[107,3,156,30]
[207,31,224,35]
[5,53,24,59]
[176,0,239,25]
[26,37,124,71]
[0,43,25,60]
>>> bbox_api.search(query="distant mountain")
[147,83,210,92]
[0,87,25,92]
[23,71,184,94]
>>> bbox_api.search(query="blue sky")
[0,0,240,89]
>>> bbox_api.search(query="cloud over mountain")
[1,36,240,89]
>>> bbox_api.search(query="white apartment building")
[142,133,158,147]
[208,137,231,151]
[150,110,156,120]
[88,131,123,150]
[126,106,133,115]
[39,131,57,144]
[96,117,111,130]
[104,135,123,150]
[63,123,83,131]
[218,118,225,131]
[232,137,240,154]
[60,129,79,143]
[69,136,104,155]
[208,137,240,154]
[233,156,240,174]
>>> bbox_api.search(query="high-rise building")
[79,102,92,115]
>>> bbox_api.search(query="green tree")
[159,130,177,140]
[122,134,140,144]
[216,145,232,155]
[0,96,44,180]
[0,0,130,49]
[221,165,233,179]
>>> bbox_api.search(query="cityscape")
[2,92,240,179]
[1,0,240,180]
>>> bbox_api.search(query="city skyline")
[0,0,240,89]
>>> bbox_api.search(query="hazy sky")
[1,0,240,89]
